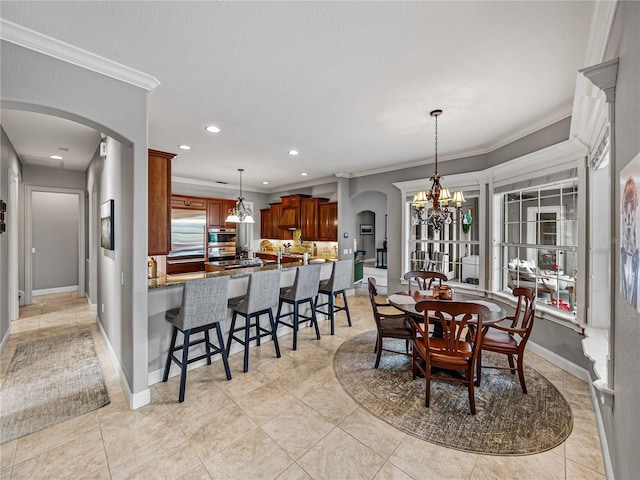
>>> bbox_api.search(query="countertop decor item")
[411,110,465,231]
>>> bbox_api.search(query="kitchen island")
[147,261,336,385]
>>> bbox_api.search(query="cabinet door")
[270,203,283,240]
[148,149,175,255]
[171,195,206,210]
[318,202,338,241]
[260,208,271,239]
[207,200,223,228]
[301,198,319,241]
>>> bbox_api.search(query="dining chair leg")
[292,302,299,351]
[475,350,482,387]
[255,313,261,346]
[268,308,281,358]
[243,313,251,373]
[162,326,178,382]
[468,373,476,415]
[204,329,212,365]
[310,298,321,340]
[215,322,232,381]
[328,293,335,335]
[226,311,238,357]
[275,301,284,331]
[341,290,352,327]
[425,363,432,407]
[517,355,528,394]
[178,330,190,403]
[374,334,383,368]
[508,354,516,373]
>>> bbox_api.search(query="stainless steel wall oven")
[208,228,237,262]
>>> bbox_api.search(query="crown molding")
[0,19,160,92]
[583,0,618,67]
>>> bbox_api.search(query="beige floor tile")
[255,351,302,379]
[373,462,414,480]
[301,377,358,424]
[261,401,335,460]
[338,408,406,460]
[78,466,112,480]
[181,405,259,461]
[217,368,273,400]
[0,440,16,477]
[276,463,313,480]
[566,458,606,480]
[203,428,293,479]
[109,429,201,480]
[233,379,298,425]
[14,411,100,464]
[470,450,565,480]
[297,427,386,480]
[10,317,40,333]
[565,425,605,475]
[273,363,335,399]
[389,435,477,479]
[100,402,179,461]
[10,429,107,480]
[178,463,213,480]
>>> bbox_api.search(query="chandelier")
[225,168,255,223]
[411,109,465,231]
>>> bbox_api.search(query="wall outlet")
[343,249,348,254]
[101,304,104,314]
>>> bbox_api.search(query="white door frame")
[24,186,85,305]
[8,169,19,320]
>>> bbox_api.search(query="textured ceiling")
[0,1,597,191]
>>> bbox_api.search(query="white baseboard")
[587,373,615,480]
[33,285,79,296]
[85,295,97,311]
[96,319,150,410]
[527,341,590,382]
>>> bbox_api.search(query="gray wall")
[0,127,22,346]
[1,41,150,400]
[352,190,387,261]
[31,191,79,290]
[604,2,640,478]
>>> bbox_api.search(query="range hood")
[279,207,299,230]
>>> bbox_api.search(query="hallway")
[0,290,605,479]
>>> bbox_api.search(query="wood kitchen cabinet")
[300,197,328,241]
[171,194,207,210]
[148,149,176,255]
[318,202,338,241]
[208,199,238,229]
[260,208,272,239]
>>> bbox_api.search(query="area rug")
[334,330,573,455]
[1,330,110,444]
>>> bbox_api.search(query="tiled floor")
[0,289,605,480]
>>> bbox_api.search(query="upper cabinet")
[171,194,206,210]
[208,199,238,229]
[300,197,329,241]
[148,149,176,256]
[279,194,310,230]
[318,202,338,241]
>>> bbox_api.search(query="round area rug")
[334,330,573,455]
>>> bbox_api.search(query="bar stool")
[276,264,322,350]
[316,259,353,335]
[162,276,231,403]
[227,269,282,372]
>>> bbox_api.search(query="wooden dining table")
[388,290,507,324]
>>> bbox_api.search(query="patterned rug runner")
[1,330,110,444]
[334,330,573,455]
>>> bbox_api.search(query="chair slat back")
[510,287,536,334]
[415,300,490,358]
[403,270,447,292]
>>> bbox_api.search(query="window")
[408,194,480,286]
[499,180,578,316]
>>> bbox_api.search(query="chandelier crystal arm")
[225,168,255,223]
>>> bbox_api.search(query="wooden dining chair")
[403,270,447,293]
[476,287,536,393]
[368,277,414,368]
[413,300,490,415]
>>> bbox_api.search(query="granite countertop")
[148,261,304,289]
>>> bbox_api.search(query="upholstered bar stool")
[276,264,322,350]
[316,259,353,335]
[162,276,231,403]
[227,269,282,372]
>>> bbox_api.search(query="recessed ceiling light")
[50,155,63,160]
[289,150,299,156]
[178,145,191,150]
[205,125,221,133]
[301,172,308,176]
[262,181,269,185]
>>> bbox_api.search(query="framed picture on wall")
[621,151,640,311]
[101,199,114,250]
[360,224,373,235]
